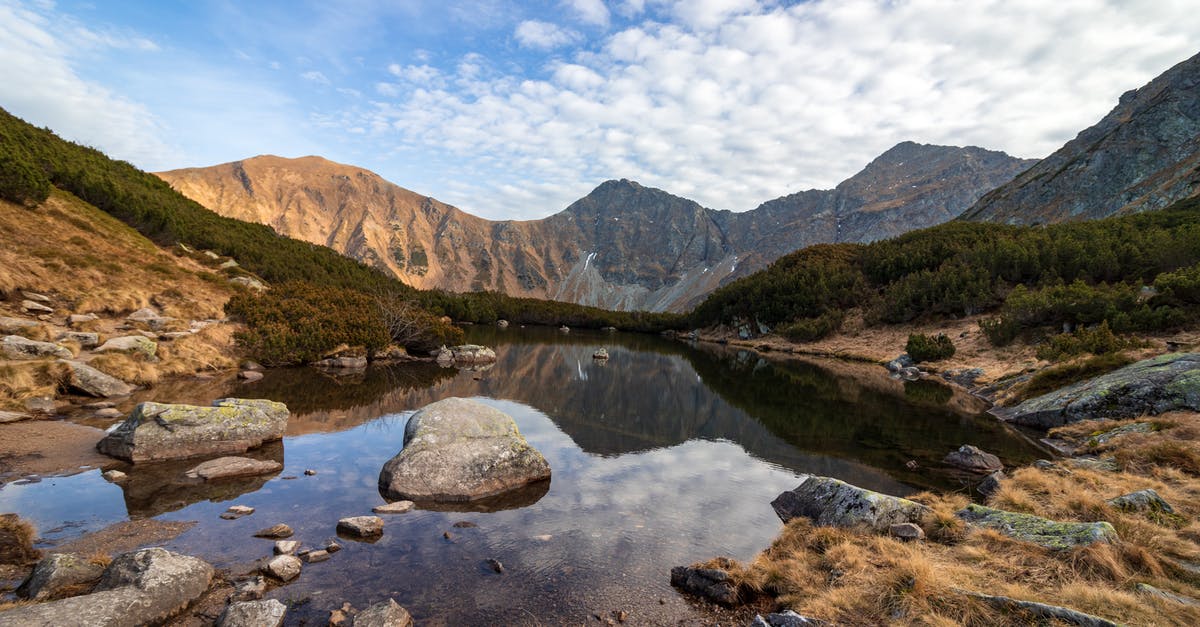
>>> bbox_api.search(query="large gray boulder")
[956,504,1118,549]
[96,399,289,462]
[771,475,929,532]
[60,360,134,397]
[995,353,1200,429]
[0,548,213,627]
[17,553,106,600]
[1,335,72,360]
[378,398,551,502]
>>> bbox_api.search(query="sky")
[1,0,1198,221]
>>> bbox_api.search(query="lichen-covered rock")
[378,398,551,502]
[770,474,929,532]
[1,335,72,360]
[1088,422,1154,447]
[1107,489,1175,514]
[184,456,282,481]
[0,548,213,627]
[670,566,739,605]
[60,360,134,398]
[217,599,287,627]
[17,552,105,601]
[94,335,158,358]
[995,353,1200,428]
[943,444,1003,473]
[96,398,289,462]
[354,598,414,627]
[956,504,1118,549]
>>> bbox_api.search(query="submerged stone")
[955,503,1117,549]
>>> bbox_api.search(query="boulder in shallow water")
[337,516,384,538]
[217,599,286,627]
[943,444,1003,473]
[96,398,288,462]
[355,598,414,627]
[956,503,1117,549]
[771,474,929,532]
[185,456,282,481]
[378,398,551,502]
[994,352,1200,428]
[669,566,739,605]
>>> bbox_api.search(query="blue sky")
[2,0,1199,220]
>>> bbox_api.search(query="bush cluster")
[779,310,844,343]
[905,333,956,363]
[1034,321,1137,362]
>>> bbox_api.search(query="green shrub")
[979,316,1019,346]
[1034,321,1133,361]
[905,333,956,363]
[0,151,51,207]
[779,310,844,343]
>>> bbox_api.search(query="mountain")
[961,51,1200,223]
[157,143,1031,312]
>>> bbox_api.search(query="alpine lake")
[0,327,1047,625]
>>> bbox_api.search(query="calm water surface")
[0,328,1045,625]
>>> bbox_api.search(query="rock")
[185,456,282,481]
[273,540,300,555]
[253,524,294,539]
[337,516,384,537]
[94,335,158,358]
[1135,582,1200,606]
[770,474,930,532]
[1,335,72,360]
[57,331,100,348]
[379,398,552,502]
[447,344,497,364]
[17,552,106,600]
[239,370,264,381]
[885,354,915,372]
[126,308,177,331]
[496,319,509,328]
[977,470,1006,498]
[325,541,342,553]
[354,598,414,627]
[22,291,51,303]
[102,470,127,482]
[96,398,289,462]
[232,575,266,601]
[0,514,39,565]
[888,522,925,541]
[226,505,255,517]
[373,501,415,514]
[0,548,213,627]
[957,589,1120,627]
[1087,422,1154,447]
[486,558,504,573]
[593,348,609,360]
[943,445,1003,473]
[241,361,264,371]
[85,401,116,409]
[602,326,617,332]
[262,555,302,582]
[559,325,570,333]
[304,468,317,476]
[95,408,122,419]
[314,355,368,369]
[956,504,1117,549]
[219,259,239,270]
[1067,456,1121,472]
[60,360,135,398]
[899,366,921,380]
[21,300,53,314]
[24,397,57,415]
[0,410,31,424]
[230,276,269,291]
[304,550,330,563]
[669,566,739,605]
[753,610,834,626]
[0,316,38,333]
[1107,489,1175,514]
[159,332,193,341]
[941,367,985,387]
[995,353,1200,428]
[68,313,99,326]
[217,599,286,627]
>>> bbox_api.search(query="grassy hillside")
[691,198,1200,344]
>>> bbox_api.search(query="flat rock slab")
[956,504,1118,549]
[337,516,384,537]
[372,501,415,514]
[771,474,929,532]
[995,352,1200,428]
[0,317,37,333]
[96,398,289,462]
[60,360,134,398]
[253,524,293,539]
[185,456,282,481]
[0,548,213,627]
[378,398,551,502]
[94,335,158,358]
[0,410,31,424]
[262,555,301,582]
[217,599,287,627]
[1,335,72,360]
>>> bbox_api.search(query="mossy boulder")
[995,353,1200,429]
[97,399,289,462]
[378,398,550,502]
[771,474,930,532]
[955,504,1117,549]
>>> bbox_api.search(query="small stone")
[452,521,477,528]
[443,531,453,541]
[354,598,413,627]
[253,523,294,539]
[888,523,925,541]
[337,516,383,538]
[239,371,264,382]
[274,540,300,555]
[1107,489,1175,514]
[226,505,255,516]
[943,444,1004,473]
[262,554,302,582]
[305,550,330,563]
[68,314,99,326]
[95,408,122,419]
[217,598,286,627]
[232,575,266,601]
[21,300,53,314]
[533,534,552,542]
[617,610,628,623]
[102,469,127,482]
[904,460,919,470]
[84,401,116,410]
[486,558,504,573]
[372,501,414,514]
[329,607,351,626]
[977,470,1006,498]
[241,361,264,371]
[0,410,31,424]
[325,541,342,553]
[185,457,282,481]
[304,469,317,476]
[22,291,51,303]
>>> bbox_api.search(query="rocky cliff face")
[158,144,1029,312]
[961,51,1200,224]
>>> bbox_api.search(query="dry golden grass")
[89,352,160,386]
[0,361,67,410]
[700,412,1200,626]
[88,325,239,387]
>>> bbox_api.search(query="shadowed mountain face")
[961,50,1200,224]
[157,143,1029,311]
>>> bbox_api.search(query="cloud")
[350,0,1200,220]
[301,70,330,84]
[0,1,176,166]
[515,20,581,50]
[565,0,610,27]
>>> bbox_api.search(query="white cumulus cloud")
[516,20,582,50]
